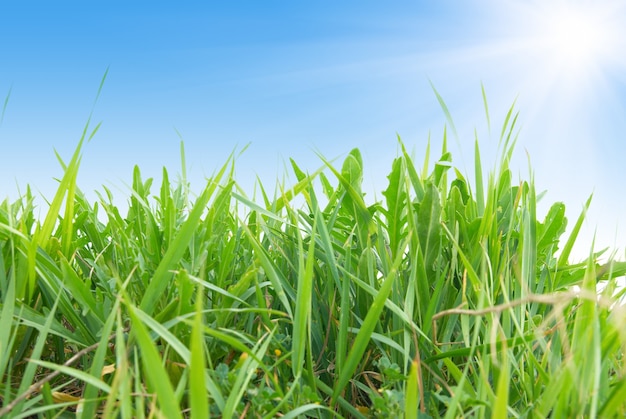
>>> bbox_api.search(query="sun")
[456,0,626,127]
[545,7,610,68]
[528,1,622,82]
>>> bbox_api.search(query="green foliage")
[1,102,626,418]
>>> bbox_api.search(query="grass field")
[1,94,626,418]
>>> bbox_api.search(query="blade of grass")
[101,311,132,419]
[429,81,458,139]
[405,359,419,419]
[126,302,183,419]
[189,286,209,419]
[292,214,316,379]
[557,194,592,267]
[1,295,61,417]
[493,346,510,418]
[79,272,133,419]
[474,138,485,215]
[27,360,111,394]
[239,222,295,318]
[222,329,275,418]
[331,244,404,404]
[140,155,232,315]
[1,85,11,126]
[281,403,337,419]
[0,252,16,381]
[481,82,491,133]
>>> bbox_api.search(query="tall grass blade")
[481,82,491,133]
[429,81,458,139]
[557,194,592,267]
[126,302,183,419]
[189,287,209,419]
[331,247,404,404]
[140,156,231,315]
[0,253,15,382]
[405,359,419,419]
[474,138,485,215]
[1,86,11,127]
[292,214,316,379]
[493,347,510,418]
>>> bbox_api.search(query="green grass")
[1,98,626,418]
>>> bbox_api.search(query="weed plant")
[1,96,626,417]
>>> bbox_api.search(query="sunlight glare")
[548,9,609,67]
[528,1,622,82]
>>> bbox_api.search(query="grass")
[1,95,626,418]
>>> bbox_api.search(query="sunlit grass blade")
[1,85,11,126]
[292,213,316,380]
[331,245,404,405]
[269,164,325,213]
[126,301,183,419]
[558,194,593,267]
[405,359,420,419]
[493,346,510,418]
[571,250,601,414]
[474,138,485,215]
[481,82,491,133]
[239,222,295,318]
[0,252,16,382]
[140,155,232,315]
[429,81,458,139]
[189,287,209,419]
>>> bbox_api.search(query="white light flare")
[515,0,625,87]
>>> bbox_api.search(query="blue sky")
[1,1,625,260]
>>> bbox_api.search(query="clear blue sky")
[1,1,625,260]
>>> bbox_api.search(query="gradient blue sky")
[1,1,625,260]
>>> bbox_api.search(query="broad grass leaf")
[433,152,452,188]
[383,157,408,258]
[417,182,442,279]
[341,148,363,192]
[319,172,335,199]
[537,202,567,254]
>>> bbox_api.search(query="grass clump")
[1,101,626,418]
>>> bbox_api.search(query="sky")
[1,1,625,261]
